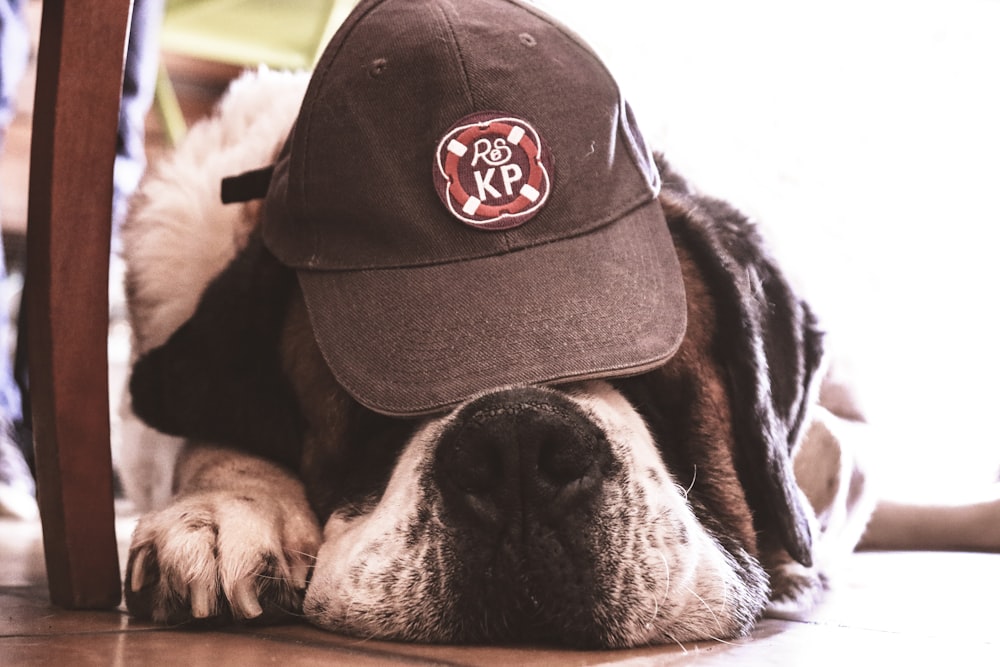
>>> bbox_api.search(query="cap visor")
[297,198,687,416]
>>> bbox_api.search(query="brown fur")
[661,232,759,556]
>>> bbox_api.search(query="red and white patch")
[433,112,552,230]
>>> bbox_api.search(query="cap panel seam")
[296,0,389,266]
[434,0,477,111]
[432,1,505,242]
[435,0,510,250]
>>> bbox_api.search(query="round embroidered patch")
[433,112,553,230]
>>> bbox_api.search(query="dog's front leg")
[125,443,320,625]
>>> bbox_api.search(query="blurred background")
[541,0,1000,500]
[2,0,998,502]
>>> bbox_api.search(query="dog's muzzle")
[432,387,618,642]
[304,381,766,646]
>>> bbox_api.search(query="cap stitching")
[335,351,679,418]
[434,0,476,110]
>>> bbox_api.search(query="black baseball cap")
[260,0,687,416]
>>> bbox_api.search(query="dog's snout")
[435,387,609,525]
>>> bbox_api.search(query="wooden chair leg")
[26,0,133,609]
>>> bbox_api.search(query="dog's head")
[126,0,825,648]
[130,171,824,647]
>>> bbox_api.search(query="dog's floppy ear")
[129,233,304,469]
[659,164,824,566]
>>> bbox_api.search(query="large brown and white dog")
[119,68,997,649]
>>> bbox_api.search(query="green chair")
[156,0,355,144]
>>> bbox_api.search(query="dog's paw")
[763,560,828,621]
[124,491,320,625]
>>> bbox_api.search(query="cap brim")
[297,197,687,416]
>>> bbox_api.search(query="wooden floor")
[2,509,999,665]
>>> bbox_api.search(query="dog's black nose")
[435,387,610,525]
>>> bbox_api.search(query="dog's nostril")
[450,430,505,494]
[536,424,597,485]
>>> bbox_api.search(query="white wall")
[539,0,1000,498]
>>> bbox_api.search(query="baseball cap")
[261,0,687,416]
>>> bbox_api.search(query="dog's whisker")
[341,596,385,644]
[634,546,674,644]
[650,548,672,624]
[679,582,737,645]
[274,606,310,620]
[660,629,689,654]
[682,466,697,500]
[700,632,741,648]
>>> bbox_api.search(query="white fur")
[564,383,765,645]
[119,68,309,510]
[123,67,308,354]
[305,416,459,639]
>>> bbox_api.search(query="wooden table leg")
[26,0,133,609]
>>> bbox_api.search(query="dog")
[119,0,998,650]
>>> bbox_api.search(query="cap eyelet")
[518,33,537,47]
[368,58,389,78]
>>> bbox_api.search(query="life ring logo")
[434,112,552,230]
